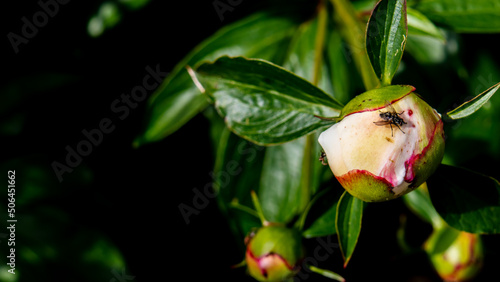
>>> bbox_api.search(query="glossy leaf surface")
[193,56,342,145]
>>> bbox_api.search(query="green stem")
[212,127,233,221]
[300,134,316,213]
[295,188,328,231]
[230,259,247,269]
[229,200,260,219]
[300,0,328,213]
[312,0,328,86]
[330,0,380,90]
[308,265,345,281]
[251,190,268,226]
[396,214,413,254]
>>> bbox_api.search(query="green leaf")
[282,13,335,98]
[210,124,266,244]
[446,82,500,120]
[427,164,500,234]
[303,200,338,238]
[366,0,408,86]
[284,17,321,87]
[444,54,500,163]
[258,137,306,223]
[281,5,331,210]
[134,12,300,146]
[302,188,343,238]
[242,10,332,223]
[326,29,352,104]
[407,8,444,40]
[192,56,342,145]
[411,0,500,33]
[212,126,266,205]
[404,33,447,65]
[336,191,364,266]
[402,183,443,228]
[352,0,378,13]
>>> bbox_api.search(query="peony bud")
[318,85,445,202]
[245,225,303,281]
[425,228,483,281]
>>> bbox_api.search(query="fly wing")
[373,120,391,126]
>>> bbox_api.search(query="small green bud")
[425,228,483,281]
[318,85,445,202]
[245,225,303,281]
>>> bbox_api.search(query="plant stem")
[251,190,268,225]
[312,0,328,86]
[308,265,345,281]
[295,188,328,231]
[300,0,328,212]
[300,134,316,213]
[229,200,260,219]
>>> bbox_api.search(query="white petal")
[318,95,423,193]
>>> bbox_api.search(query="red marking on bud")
[408,109,413,116]
[404,119,444,183]
[246,246,294,278]
[441,234,480,281]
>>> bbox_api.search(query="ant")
[373,102,407,137]
[319,151,328,165]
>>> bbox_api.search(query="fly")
[373,102,407,137]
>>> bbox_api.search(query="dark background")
[1,0,499,281]
[2,1,255,281]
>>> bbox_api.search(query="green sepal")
[338,85,416,121]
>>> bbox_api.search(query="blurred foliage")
[87,0,151,37]
[0,157,127,281]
